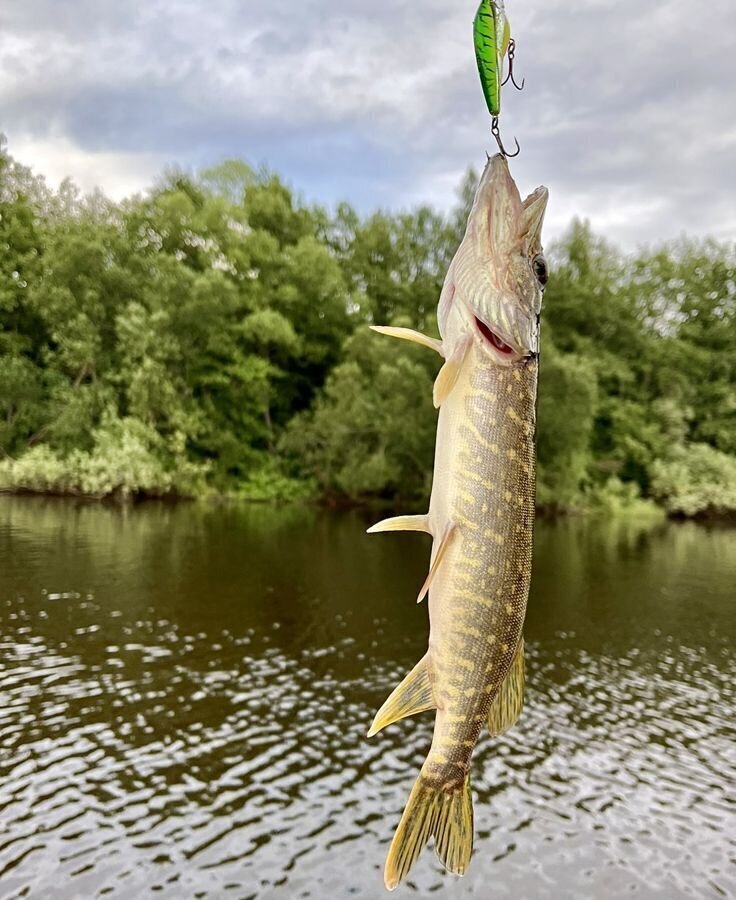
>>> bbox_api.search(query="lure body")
[473,0,512,116]
[368,155,549,890]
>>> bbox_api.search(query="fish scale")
[424,350,536,783]
[366,154,548,890]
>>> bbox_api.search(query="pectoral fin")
[370,326,444,356]
[367,653,435,738]
[433,334,473,408]
[367,515,431,534]
[416,523,456,603]
[487,638,525,736]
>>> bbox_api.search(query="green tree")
[536,339,598,509]
[0,137,48,455]
[1,138,735,515]
[282,324,438,502]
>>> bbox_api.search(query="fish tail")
[384,770,473,891]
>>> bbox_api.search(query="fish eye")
[532,253,548,287]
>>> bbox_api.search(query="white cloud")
[8,132,164,200]
[0,0,734,247]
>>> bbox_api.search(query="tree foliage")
[1,138,734,516]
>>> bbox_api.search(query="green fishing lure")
[473,0,512,117]
[473,0,523,156]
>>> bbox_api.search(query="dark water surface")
[0,496,734,899]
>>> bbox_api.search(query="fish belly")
[425,347,537,781]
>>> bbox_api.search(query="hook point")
[502,38,525,91]
[490,117,521,158]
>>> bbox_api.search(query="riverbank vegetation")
[1,139,735,518]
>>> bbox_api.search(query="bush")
[236,462,316,502]
[0,445,69,493]
[586,477,662,518]
[650,443,736,517]
[0,412,208,499]
[281,325,438,503]
[536,344,597,510]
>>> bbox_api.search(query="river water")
[0,496,734,899]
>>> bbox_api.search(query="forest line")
[1,139,734,518]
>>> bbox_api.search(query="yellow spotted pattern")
[422,352,537,786]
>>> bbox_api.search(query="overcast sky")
[1,0,734,247]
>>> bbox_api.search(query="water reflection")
[0,497,733,898]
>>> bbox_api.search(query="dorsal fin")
[487,638,525,736]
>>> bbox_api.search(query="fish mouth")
[473,316,516,358]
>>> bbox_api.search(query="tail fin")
[384,773,473,891]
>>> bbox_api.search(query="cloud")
[9,133,164,200]
[0,0,734,247]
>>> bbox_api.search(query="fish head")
[442,153,549,364]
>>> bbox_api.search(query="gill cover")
[441,155,548,357]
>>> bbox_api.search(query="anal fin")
[487,638,525,736]
[370,326,444,356]
[367,653,435,738]
[367,515,430,534]
[417,523,456,603]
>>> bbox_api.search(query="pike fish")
[367,154,549,890]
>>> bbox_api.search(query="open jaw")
[473,315,515,357]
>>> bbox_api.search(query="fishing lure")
[473,0,523,156]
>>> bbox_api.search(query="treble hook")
[501,38,525,91]
[491,116,520,158]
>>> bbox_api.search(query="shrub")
[650,443,736,517]
[0,412,208,499]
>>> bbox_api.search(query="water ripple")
[1,501,734,898]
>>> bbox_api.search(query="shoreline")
[2,485,735,526]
